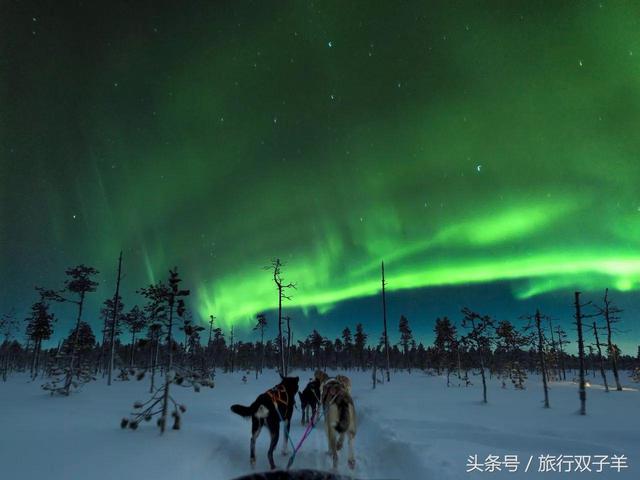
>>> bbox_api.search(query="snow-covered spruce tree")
[122,268,212,434]
[41,265,99,396]
[460,308,495,403]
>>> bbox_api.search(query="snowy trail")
[278,401,429,478]
[1,370,638,480]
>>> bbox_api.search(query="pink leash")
[286,409,320,469]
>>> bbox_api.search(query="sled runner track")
[276,401,431,479]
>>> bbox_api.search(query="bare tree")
[266,258,295,376]
[574,292,588,415]
[100,295,123,377]
[461,308,494,404]
[229,325,235,373]
[284,315,292,373]
[381,261,391,382]
[523,310,550,407]
[124,305,147,368]
[592,319,609,392]
[253,313,267,374]
[107,252,123,385]
[594,289,623,391]
[554,325,570,381]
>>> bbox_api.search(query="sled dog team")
[230,370,356,470]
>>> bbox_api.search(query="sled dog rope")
[273,399,297,454]
[286,392,337,470]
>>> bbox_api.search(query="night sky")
[2,1,639,351]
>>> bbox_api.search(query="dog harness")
[321,378,345,405]
[266,384,289,408]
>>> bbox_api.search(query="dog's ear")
[279,373,284,380]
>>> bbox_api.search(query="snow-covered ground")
[0,370,637,479]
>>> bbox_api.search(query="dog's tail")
[335,398,350,433]
[230,401,259,417]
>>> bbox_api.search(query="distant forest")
[2,257,639,405]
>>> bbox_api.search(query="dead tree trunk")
[229,325,235,373]
[555,326,567,381]
[160,297,175,434]
[62,291,86,395]
[602,289,623,391]
[207,315,215,371]
[108,252,123,386]
[479,353,487,403]
[278,286,284,375]
[31,338,41,379]
[574,292,587,415]
[150,333,160,393]
[269,259,294,376]
[547,317,558,380]
[285,316,292,373]
[381,261,390,382]
[592,321,609,392]
[535,310,550,408]
[260,325,265,374]
[129,330,136,368]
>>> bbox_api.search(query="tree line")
[1,256,639,419]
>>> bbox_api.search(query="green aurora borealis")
[2,1,640,346]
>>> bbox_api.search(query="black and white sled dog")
[231,376,299,470]
[321,376,357,470]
